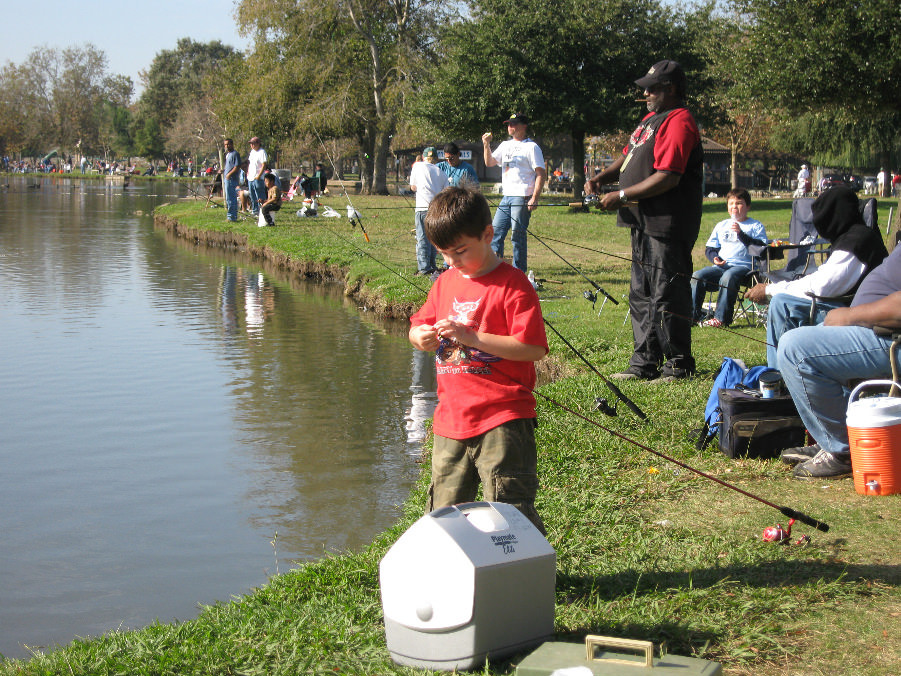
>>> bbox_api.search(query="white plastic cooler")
[379,501,556,670]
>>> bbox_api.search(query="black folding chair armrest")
[804,291,854,324]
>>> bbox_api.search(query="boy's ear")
[483,223,494,241]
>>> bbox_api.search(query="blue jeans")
[777,325,893,456]
[491,196,531,272]
[225,178,239,221]
[415,210,437,272]
[690,264,749,325]
[249,178,266,215]
[766,293,842,367]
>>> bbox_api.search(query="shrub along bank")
[2,195,898,675]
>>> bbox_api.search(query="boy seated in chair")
[691,188,767,328]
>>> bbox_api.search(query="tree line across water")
[0,0,898,196]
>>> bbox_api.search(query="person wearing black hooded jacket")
[743,187,888,367]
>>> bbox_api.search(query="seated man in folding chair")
[744,187,888,367]
[691,188,767,328]
[777,244,901,479]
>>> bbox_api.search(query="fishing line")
[483,195,621,311]
[660,310,774,347]
[531,231,759,297]
[311,127,370,242]
[218,158,828,531]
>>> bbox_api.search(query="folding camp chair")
[757,197,820,283]
[730,244,770,327]
[803,197,880,321]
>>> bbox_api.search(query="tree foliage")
[735,0,901,169]
[229,0,451,193]
[412,0,694,195]
[0,44,132,158]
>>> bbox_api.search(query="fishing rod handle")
[779,506,830,532]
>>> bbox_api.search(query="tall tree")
[0,45,132,158]
[688,3,776,189]
[138,38,238,162]
[735,0,901,181]
[413,0,681,197]
[232,0,450,194]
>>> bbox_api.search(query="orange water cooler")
[846,380,901,496]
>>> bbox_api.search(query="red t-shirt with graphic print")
[410,262,548,439]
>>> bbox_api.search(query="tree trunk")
[372,126,392,195]
[880,150,892,197]
[730,143,738,190]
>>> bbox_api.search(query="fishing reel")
[593,397,617,417]
[761,518,810,545]
[582,194,601,209]
[583,286,618,312]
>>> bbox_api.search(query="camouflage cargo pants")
[428,418,545,534]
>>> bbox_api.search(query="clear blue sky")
[0,0,251,99]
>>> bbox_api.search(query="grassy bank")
[2,192,898,675]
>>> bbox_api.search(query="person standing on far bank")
[586,60,703,382]
[223,138,242,223]
[247,137,269,216]
[481,113,546,272]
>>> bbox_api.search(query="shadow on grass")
[557,560,901,602]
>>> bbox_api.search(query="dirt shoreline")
[152,211,420,320]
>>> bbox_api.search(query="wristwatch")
[619,189,627,203]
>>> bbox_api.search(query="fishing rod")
[530,229,619,309]
[532,387,829,532]
[544,318,647,420]
[485,196,619,311]
[312,127,372,244]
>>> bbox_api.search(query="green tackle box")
[515,635,722,676]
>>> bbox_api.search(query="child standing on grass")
[409,187,549,533]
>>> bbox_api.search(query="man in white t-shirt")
[409,147,450,276]
[481,113,546,272]
[247,137,269,216]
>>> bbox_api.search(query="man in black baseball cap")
[634,60,686,94]
[584,59,703,383]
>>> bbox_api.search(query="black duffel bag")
[718,387,808,459]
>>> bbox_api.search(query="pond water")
[0,176,435,659]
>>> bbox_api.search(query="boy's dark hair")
[263,173,276,183]
[725,188,751,207]
[424,187,490,249]
[443,142,460,155]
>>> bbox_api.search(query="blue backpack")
[695,357,775,450]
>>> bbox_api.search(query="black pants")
[261,201,280,225]
[628,229,696,377]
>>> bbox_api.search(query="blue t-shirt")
[437,160,479,188]
[224,150,241,182]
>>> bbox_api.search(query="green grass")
[2,191,898,675]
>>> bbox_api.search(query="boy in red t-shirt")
[409,187,549,532]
